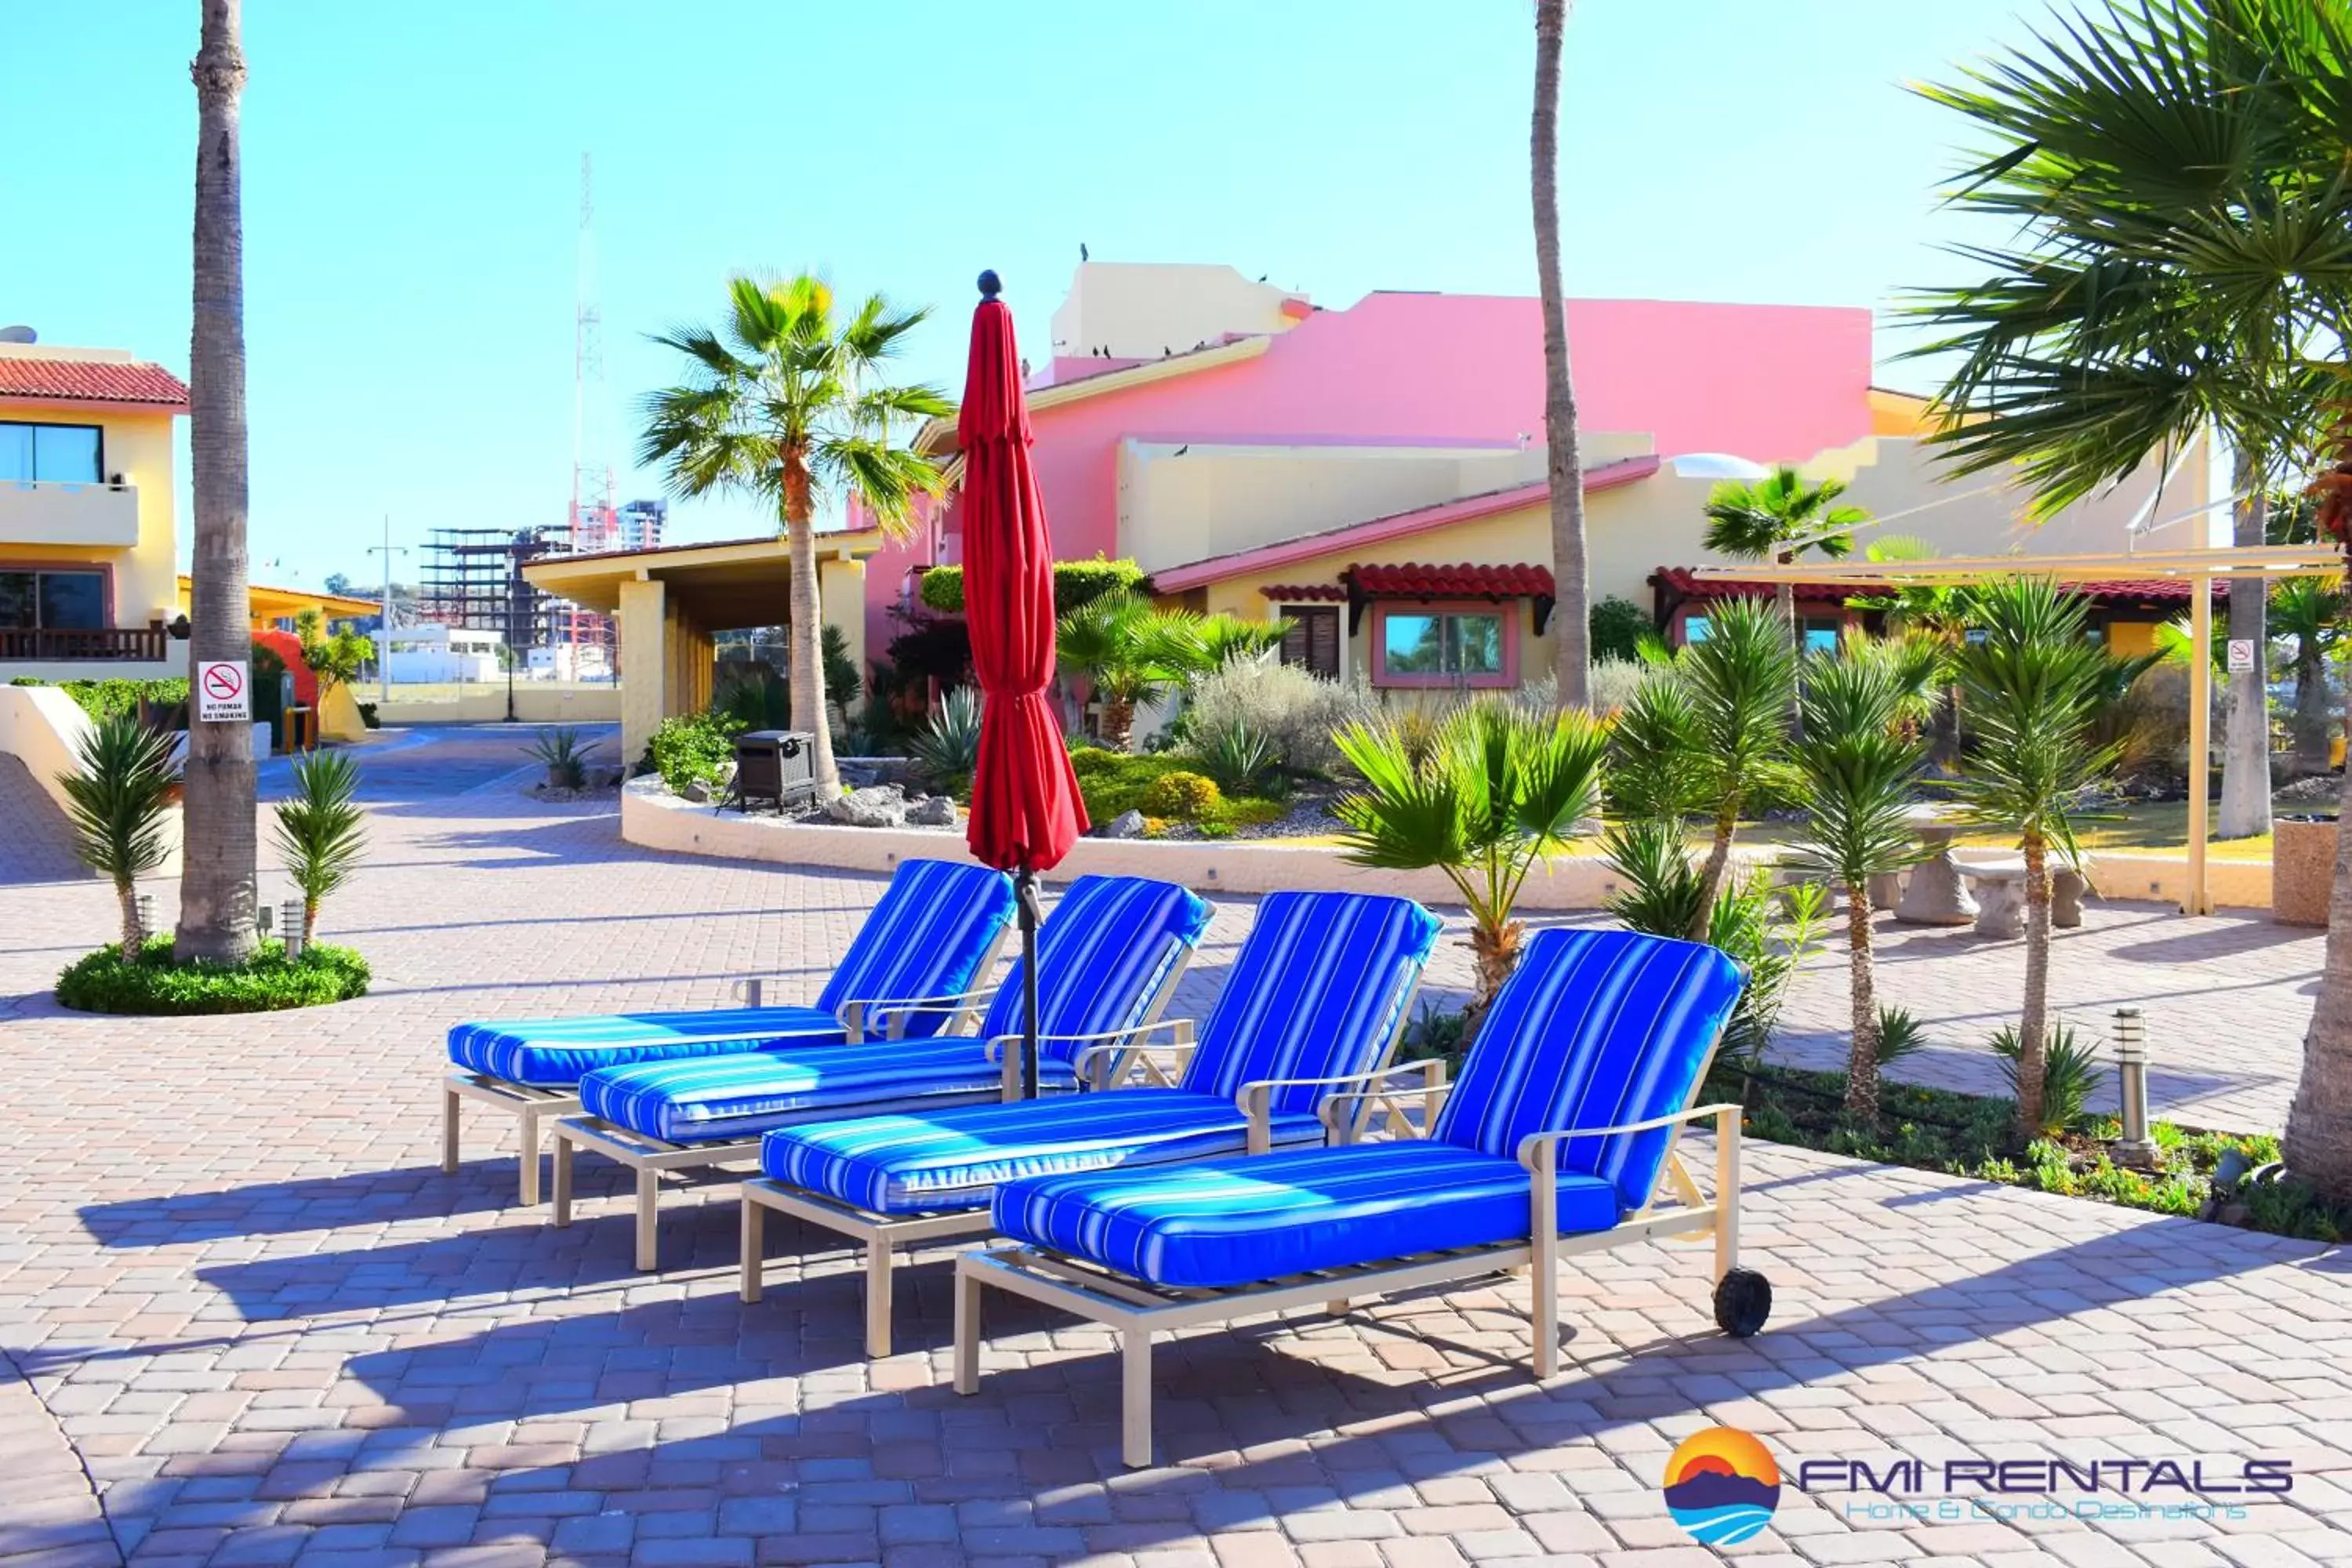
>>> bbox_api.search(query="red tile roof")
[0,357,190,408]
[1257,583,1346,602]
[1347,562,1555,599]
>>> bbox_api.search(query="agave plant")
[1191,719,1278,797]
[60,713,181,953]
[910,687,984,793]
[1334,699,1606,1018]
[528,726,601,789]
[272,749,367,943]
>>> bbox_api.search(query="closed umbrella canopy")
[958,271,1087,1095]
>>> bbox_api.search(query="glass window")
[0,573,34,629]
[1802,619,1841,653]
[1377,609,1509,683]
[1683,615,1713,644]
[38,572,104,629]
[0,422,103,482]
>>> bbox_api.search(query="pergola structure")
[1693,543,2348,915]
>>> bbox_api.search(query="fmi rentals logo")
[1664,1427,2294,1548]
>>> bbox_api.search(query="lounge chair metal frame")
[441,953,998,1207]
[737,1007,1436,1359]
[953,1053,1744,1468]
[546,949,1194,1272]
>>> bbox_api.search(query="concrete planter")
[2273,815,2336,927]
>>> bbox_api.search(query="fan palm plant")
[641,274,951,797]
[2270,577,2345,775]
[1700,466,1870,653]
[1947,579,2120,1139]
[1788,638,1929,1120]
[1334,700,1606,1019]
[1054,591,1269,750]
[273,749,367,942]
[1675,596,1799,935]
[62,713,182,955]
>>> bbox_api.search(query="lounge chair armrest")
[1515,1102,1743,1170]
[1316,1060,1452,1145]
[1069,1019,1199,1090]
[860,986,1000,1030]
[1232,1059,1447,1152]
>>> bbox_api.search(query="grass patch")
[1069,746,1284,830]
[56,935,371,1015]
[1715,1062,2347,1243]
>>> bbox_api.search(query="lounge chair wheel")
[1713,1267,1771,1338]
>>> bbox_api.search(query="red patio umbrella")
[959,270,1088,1097]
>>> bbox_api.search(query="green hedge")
[56,935,371,1014]
[9,677,191,722]
[919,557,1148,615]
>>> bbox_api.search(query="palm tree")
[1947,579,2119,1139]
[1907,0,2352,1189]
[2270,577,2345,775]
[1700,466,1869,655]
[1334,700,1606,1019]
[1531,0,1591,710]
[1054,591,1277,750]
[1849,535,1971,764]
[179,0,258,964]
[641,275,951,796]
[62,714,181,955]
[272,750,366,942]
[1789,638,1928,1120]
[1674,596,1798,935]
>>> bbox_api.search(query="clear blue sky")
[2,0,2046,592]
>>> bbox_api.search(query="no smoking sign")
[197,659,251,722]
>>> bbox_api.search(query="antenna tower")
[568,152,619,655]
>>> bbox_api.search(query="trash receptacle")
[2274,815,2335,926]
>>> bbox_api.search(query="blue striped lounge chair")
[546,875,1213,1272]
[953,926,1757,1468]
[740,890,1444,1358]
[441,858,1017,1205]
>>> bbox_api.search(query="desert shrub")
[56,935,370,1014]
[646,710,744,796]
[920,557,1148,615]
[1589,596,1650,664]
[1180,659,1370,778]
[1137,769,1223,820]
[1588,657,1648,715]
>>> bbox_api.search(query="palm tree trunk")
[782,479,840,795]
[177,0,258,965]
[2015,834,2051,1140]
[2282,666,2352,1200]
[1777,557,1804,739]
[2218,471,2270,839]
[1689,802,1739,941]
[118,881,143,956]
[303,895,320,945]
[1099,695,1136,753]
[1531,0,1590,710]
[2293,652,2332,775]
[1842,880,1878,1120]
[1468,913,1524,1025]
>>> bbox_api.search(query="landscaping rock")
[1098,809,1146,840]
[906,794,957,826]
[825,785,907,828]
[682,780,713,804]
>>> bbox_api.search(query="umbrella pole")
[1016,869,1042,1099]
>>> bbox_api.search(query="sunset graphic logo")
[1662,1426,1781,1547]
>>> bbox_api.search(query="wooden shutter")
[1279,606,1341,677]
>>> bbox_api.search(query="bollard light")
[132,893,155,947]
[2111,1007,2158,1168]
[281,899,307,958]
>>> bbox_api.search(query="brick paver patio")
[2,727,2347,1565]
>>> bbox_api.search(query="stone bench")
[1955,858,2087,938]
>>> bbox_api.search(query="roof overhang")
[521,531,884,627]
[1688,545,2343,586]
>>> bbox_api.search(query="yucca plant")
[1675,596,1798,934]
[61,713,181,953]
[1788,637,1929,1120]
[527,726,600,789]
[272,748,367,943]
[1993,1021,2106,1138]
[1949,579,2120,1140]
[1334,699,1607,1018]
[1193,719,1278,796]
[910,687,984,793]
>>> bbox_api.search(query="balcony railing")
[0,626,172,662]
[0,477,142,546]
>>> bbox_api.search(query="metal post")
[2184,567,2213,915]
[1016,868,1042,1100]
[2111,1007,2157,1167]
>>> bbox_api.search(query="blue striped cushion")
[813,860,1018,1020]
[760,1091,1323,1214]
[1434,927,1744,1211]
[993,1142,1622,1289]
[577,1040,1082,1143]
[448,1006,848,1087]
[445,858,1015,1088]
[1178,892,1441,1113]
[970,876,1210,1058]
